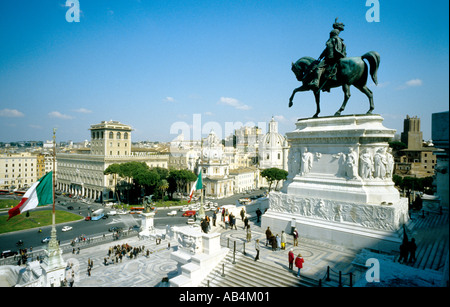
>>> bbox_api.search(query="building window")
[109,132,113,139]
[117,132,121,139]
[124,132,128,140]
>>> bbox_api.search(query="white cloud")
[0,108,24,117]
[73,108,92,114]
[218,97,251,110]
[405,79,423,87]
[164,97,176,103]
[48,111,73,119]
[273,115,289,123]
[397,79,423,90]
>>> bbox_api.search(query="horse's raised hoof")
[288,101,293,108]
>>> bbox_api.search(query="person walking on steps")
[295,253,304,278]
[254,239,260,261]
[288,248,295,271]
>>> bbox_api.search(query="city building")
[56,121,169,201]
[0,152,38,190]
[395,115,438,178]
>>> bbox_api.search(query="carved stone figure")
[300,148,314,176]
[386,148,395,178]
[373,148,388,179]
[345,148,359,179]
[359,148,374,179]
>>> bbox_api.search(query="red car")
[182,210,196,217]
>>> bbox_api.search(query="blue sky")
[0,0,448,143]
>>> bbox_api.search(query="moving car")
[62,226,73,232]
[41,237,51,243]
[182,210,196,217]
[167,210,177,216]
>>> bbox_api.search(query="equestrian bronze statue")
[289,19,380,118]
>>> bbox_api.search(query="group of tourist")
[103,243,147,265]
[253,228,305,278]
[264,227,289,251]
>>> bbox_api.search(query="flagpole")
[52,128,56,226]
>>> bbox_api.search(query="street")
[0,189,265,256]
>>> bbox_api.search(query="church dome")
[260,117,286,150]
[202,130,224,160]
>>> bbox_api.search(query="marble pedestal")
[169,226,228,287]
[262,115,409,252]
[139,212,155,238]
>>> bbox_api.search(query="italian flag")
[8,171,53,220]
[188,172,202,203]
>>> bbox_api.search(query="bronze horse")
[289,51,380,118]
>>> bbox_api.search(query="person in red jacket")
[288,249,295,271]
[295,254,304,277]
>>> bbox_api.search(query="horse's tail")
[362,51,380,85]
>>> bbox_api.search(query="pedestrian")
[398,242,409,264]
[288,248,295,271]
[254,239,260,261]
[240,208,245,221]
[224,213,229,229]
[246,225,252,242]
[265,227,272,246]
[256,208,262,223]
[295,253,304,277]
[231,214,237,230]
[271,235,277,251]
[281,231,287,250]
[293,228,299,247]
[276,234,281,251]
[212,211,217,227]
[408,238,417,263]
[244,216,249,229]
[222,208,226,222]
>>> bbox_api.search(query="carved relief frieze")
[269,192,407,231]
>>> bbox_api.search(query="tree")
[158,179,169,200]
[167,169,197,199]
[261,168,288,191]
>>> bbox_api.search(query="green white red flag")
[8,171,53,220]
[188,172,202,203]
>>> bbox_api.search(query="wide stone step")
[201,250,319,287]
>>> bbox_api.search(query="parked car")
[85,216,91,221]
[167,210,177,216]
[1,250,18,258]
[108,226,122,232]
[67,206,74,210]
[182,210,196,217]
[41,237,51,243]
[62,226,73,232]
